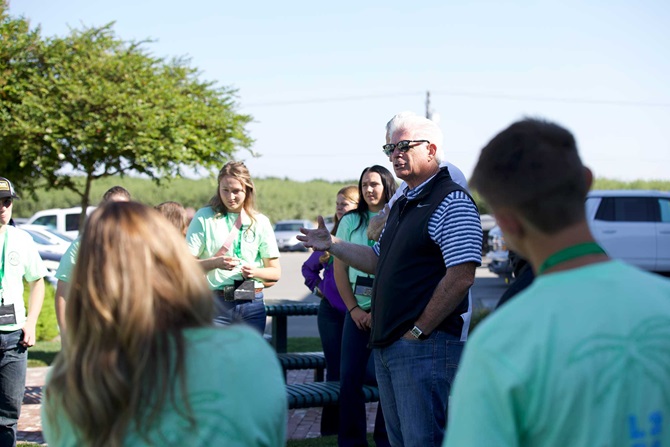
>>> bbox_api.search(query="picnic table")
[264,301,319,353]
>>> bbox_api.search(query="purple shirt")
[301,251,347,314]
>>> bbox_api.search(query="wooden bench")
[276,351,326,382]
[287,381,379,409]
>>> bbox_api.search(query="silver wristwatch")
[410,325,428,340]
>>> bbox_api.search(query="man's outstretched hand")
[297,216,333,251]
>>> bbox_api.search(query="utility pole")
[425,91,432,120]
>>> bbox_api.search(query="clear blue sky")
[9,0,670,182]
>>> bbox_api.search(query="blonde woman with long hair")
[42,201,287,447]
[186,161,281,333]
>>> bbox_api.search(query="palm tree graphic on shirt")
[568,315,670,405]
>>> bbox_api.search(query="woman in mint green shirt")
[334,165,396,447]
[42,201,287,447]
[186,162,281,333]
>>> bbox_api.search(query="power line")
[244,90,670,109]
[246,91,422,107]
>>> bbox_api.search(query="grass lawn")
[27,340,62,368]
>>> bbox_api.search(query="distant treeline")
[12,176,355,224]
[12,176,670,224]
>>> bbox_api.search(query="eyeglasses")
[1,198,12,208]
[382,140,430,157]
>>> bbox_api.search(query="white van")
[26,206,96,239]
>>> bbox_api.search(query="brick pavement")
[18,367,378,445]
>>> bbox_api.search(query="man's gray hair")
[385,111,444,164]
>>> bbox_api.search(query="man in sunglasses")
[0,177,47,446]
[298,113,482,446]
[368,111,469,241]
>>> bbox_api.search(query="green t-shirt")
[445,260,670,447]
[335,210,377,309]
[0,226,48,331]
[54,237,80,283]
[186,207,280,290]
[42,325,287,446]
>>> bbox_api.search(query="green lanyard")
[0,230,7,301]
[225,214,243,258]
[537,242,606,275]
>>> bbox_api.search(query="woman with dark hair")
[186,161,281,333]
[334,165,396,447]
[301,185,359,435]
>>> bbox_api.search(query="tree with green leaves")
[1,6,253,226]
[0,2,46,188]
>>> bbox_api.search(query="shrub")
[23,280,59,341]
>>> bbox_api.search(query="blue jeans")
[317,299,345,436]
[213,293,266,334]
[373,331,464,447]
[339,313,390,447]
[0,330,27,447]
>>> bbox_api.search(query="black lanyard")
[537,242,606,275]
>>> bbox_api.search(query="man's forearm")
[26,278,45,325]
[415,262,477,334]
[329,238,378,274]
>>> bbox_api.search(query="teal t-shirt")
[445,260,670,447]
[0,226,48,331]
[42,325,288,446]
[54,237,80,283]
[186,207,280,290]
[335,210,377,309]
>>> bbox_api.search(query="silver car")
[274,219,315,252]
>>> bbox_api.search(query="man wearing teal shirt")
[444,119,670,446]
[0,177,47,446]
[54,186,131,340]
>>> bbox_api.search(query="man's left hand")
[20,324,37,347]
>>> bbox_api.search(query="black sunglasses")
[1,198,12,207]
[382,140,430,157]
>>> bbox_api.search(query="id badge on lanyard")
[0,300,17,326]
[354,275,374,297]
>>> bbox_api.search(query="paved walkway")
[19,367,378,445]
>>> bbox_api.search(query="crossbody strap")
[213,210,245,257]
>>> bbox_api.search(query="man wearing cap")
[0,177,47,447]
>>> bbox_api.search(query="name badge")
[354,276,374,297]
